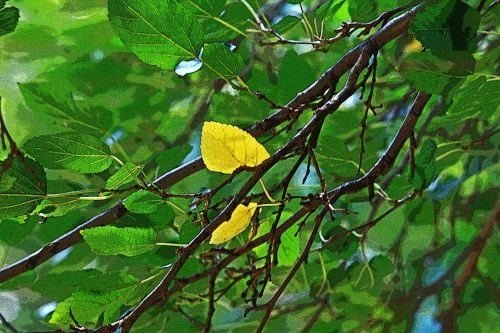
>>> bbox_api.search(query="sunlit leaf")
[210,203,257,245]
[105,162,144,190]
[50,286,136,326]
[201,121,270,174]
[253,212,300,266]
[108,0,204,70]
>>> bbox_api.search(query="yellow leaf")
[210,203,258,245]
[404,38,423,54]
[201,121,270,174]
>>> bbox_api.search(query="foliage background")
[0,0,498,332]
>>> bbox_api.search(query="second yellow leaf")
[210,203,258,245]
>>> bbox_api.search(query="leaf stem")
[259,178,276,203]
[140,270,165,284]
[155,242,186,247]
[254,202,283,208]
[79,195,114,201]
[46,188,101,198]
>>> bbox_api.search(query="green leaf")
[50,286,137,326]
[81,226,157,256]
[413,139,438,189]
[108,0,204,70]
[155,144,191,174]
[254,212,300,267]
[276,51,317,104]
[0,156,47,219]
[0,1,19,37]
[184,0,250,43]
[415,139,438,166]
[19,82,112,134]
[123,190,165,214]
[48,272,157,327]
[400,51,475,94]
[30,270,130,301]
[410,0,479,54]
[184,0,225,16]
[36,196,92,218]
[105,162,144,189]
[23,132,113,173]
[273,16,302,34]
[348,0,377,22]
[156,97,198,143]
[428,77,500,133]
[322,226,359,261]
[0,216,37,245]
[202,43,244,81]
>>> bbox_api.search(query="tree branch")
[439,198,500,331]
[0,5,421,285]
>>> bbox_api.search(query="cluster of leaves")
[0,0,498,332]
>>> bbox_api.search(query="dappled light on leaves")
[210,203,258,245]
[0,0,497,332]
[200,121,270,174]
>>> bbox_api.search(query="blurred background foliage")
[0,0,498,332]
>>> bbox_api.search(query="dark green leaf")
[19,82,112,134]
[348,0,377,22]
[0,1,18,37]
[410,0,480,53]
[0,156,47,219]
[400,51,475,94]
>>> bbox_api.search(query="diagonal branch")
[439,198,500,331]
[74,91,430,333]
[0,5,420,285]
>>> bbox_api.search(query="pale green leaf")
[123,190,165,214]
[50,286,136,326]
[36,196,92,218]
[105,162,144,189]
[253,212,300,267]
[81,226,157,256]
